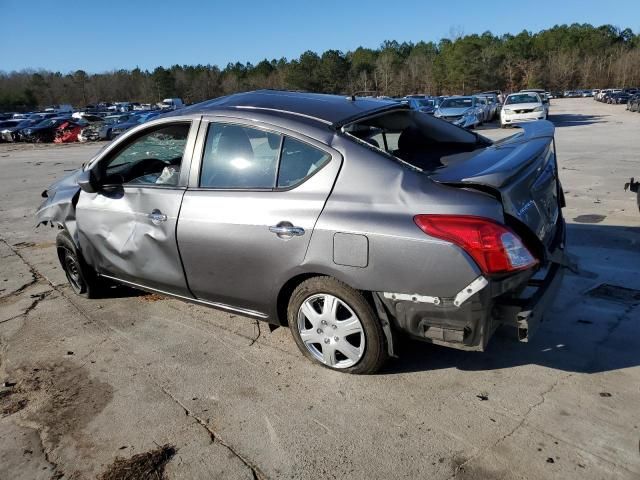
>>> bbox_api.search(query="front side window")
[101,123,190,186]
[277,137,331,188]
[200,123,281,189]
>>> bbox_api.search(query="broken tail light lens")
[414,215,538,275]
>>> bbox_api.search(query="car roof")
[170,89,404,128]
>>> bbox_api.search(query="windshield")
[505,93,540,105]
[440,98,473,109]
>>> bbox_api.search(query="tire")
[287,277,388,374]
[56,231,104,298]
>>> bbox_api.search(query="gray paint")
[35,90,565,352]
[333,233,369,268]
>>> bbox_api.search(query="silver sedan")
[37,90,567,373]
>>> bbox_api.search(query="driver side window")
[102,123,190,187]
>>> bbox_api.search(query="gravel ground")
[0,98,639,479]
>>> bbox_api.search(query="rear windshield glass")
[343,109,487,173]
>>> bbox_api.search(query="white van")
[160,98,184,110]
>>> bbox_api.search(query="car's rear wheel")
[287,277,387,374]
[56,231,104,298]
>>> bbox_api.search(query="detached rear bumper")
[378,218,567,351]
[493,259,564,341]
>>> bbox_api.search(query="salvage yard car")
[0,119,39,142]
[501,92,547,127]
[36,90,567,374]
[17,117,77,142]
[433,96,483,128]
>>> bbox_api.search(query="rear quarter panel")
[302,136,505,298]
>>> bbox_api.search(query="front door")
[76,120,197,296]
[177,119,341,317]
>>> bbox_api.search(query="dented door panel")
[76,186,190,296]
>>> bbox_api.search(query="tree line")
[1,23,639,110]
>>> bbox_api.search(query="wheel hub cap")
[297,294,365,369]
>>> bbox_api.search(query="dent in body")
[75,187,190,295]
[35,168,83,243]
[302,135,503,298]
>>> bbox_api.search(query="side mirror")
[77,169,98,193]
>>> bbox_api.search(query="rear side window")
[277,138,330,188]
[200,124,281,189]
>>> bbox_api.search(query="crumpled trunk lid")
[430,121,561,248]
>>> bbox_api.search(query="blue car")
[402,96,436,114]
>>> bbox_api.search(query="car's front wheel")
[56,231,104,298]
[287,277,387,374]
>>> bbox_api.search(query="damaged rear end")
[379,121,567,350]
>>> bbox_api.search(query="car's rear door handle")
[148,209,167,225]
[269,223,305,238]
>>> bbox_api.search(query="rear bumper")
[378,217,567,351]
[493,258,564,341]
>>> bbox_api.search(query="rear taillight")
[414,215,538,275]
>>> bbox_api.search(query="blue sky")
[2,0,639,73]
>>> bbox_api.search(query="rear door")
[177,117,341,317]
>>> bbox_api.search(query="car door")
[177,117,342,317]
[76,119,199,296]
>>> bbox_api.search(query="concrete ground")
[0,98,639,479]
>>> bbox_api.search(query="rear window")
[343,109,485,172]
[277,138,330,188]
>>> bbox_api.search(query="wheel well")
[275,273,383,326]
[55,230,73,266]
[276,273,326,326]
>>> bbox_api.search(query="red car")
[54,121,83,143]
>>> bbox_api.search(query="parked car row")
[563,90,594,98]
[0,109,165,143]
[625,94,640,112]
[594,88,638,103]
[400,93,501,129]
[0,97,185,144]
[419,89,548,129]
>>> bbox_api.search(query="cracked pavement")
[1,99,639,479]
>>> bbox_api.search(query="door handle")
[148,209,167,225]
[269,222,305,238]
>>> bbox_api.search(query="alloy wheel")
[297,294,365,369]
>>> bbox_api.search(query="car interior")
[100,123,189,186]
[344,110,489,171]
